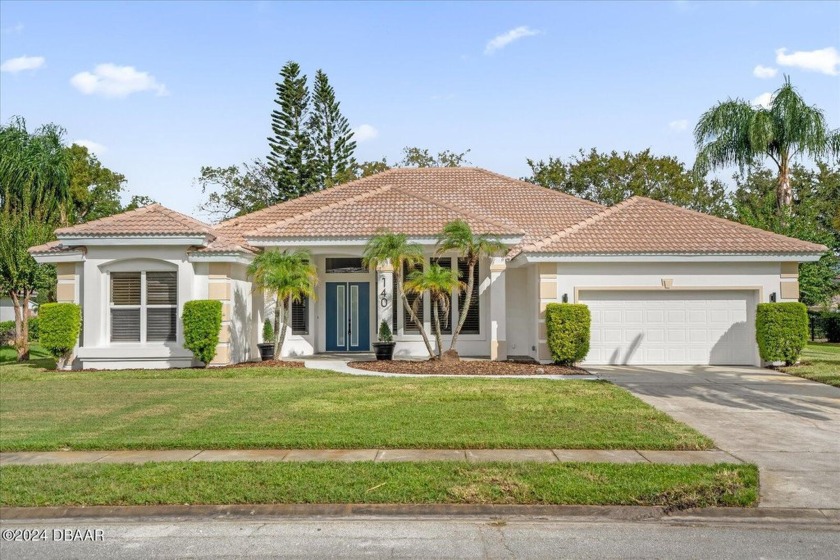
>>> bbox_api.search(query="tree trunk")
[777,158,793,211]
[9,290,30,362]
[274,295,289,358]
[449,258,476,352]
[431,299,443,359]
[398,275,435,359]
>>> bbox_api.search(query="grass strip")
[0,363,712,452]
[0,461,758,510]
[780,343,840,388]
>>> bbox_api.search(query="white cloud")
[775,47,840,76]
[484,26,541,55]
[0,55,45,73]
[70,63,169,98]
[668,119,689,132]
[73,139,107,155]
[353,124,379,142]
[752,64,778,79]
[1,22,24,35]
[752,92,773,109]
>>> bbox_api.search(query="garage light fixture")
[561,293,568,303]
[769,292,777,302]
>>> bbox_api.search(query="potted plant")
[258,319,275,361]
[372,320,395,361]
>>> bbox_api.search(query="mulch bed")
[347,359,589,376]
[224,359,306,369]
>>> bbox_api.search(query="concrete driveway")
[589,365,840,510]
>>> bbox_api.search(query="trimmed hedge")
[823,311,840,343]
[756,302,808,366]
[38,303,82,369]
[545,303,591,365]
[183,300,223,366]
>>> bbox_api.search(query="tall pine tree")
[309,70,357,188]
[267,61,316,199]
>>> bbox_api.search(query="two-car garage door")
[579,290,757,366]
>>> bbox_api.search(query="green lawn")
[0,461,757,509]
[0,355,712,451]
[781,343,840,387]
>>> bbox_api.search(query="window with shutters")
[291,297,308,335]
[110,271,177,343]
[457,258,480,334]
[402,261,423,333]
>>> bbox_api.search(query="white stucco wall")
[505,265,538,360]
[74,245,198,369]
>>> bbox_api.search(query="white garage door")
[580,290,756,366]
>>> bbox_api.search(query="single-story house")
[29,167,826,369]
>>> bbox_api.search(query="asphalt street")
[1,516,838,559]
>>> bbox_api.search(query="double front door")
[325,282,370,352]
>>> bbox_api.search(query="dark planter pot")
[257,343,275,361]
[372,341,395,361]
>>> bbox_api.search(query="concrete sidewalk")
[0,448,742,466]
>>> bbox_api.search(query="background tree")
[247,249,317,357]
[66,143,126,223]
[404,264,463,359]
[123,194,156,211]
[267,61,316,199]
[309,69,356,188]
[195,159,278,220]
[526,148,731,216]
[399,147,471,168]
[436,220,507,355]
[363,231,435,359]
[694,76,839,212]
[731,163,839,307]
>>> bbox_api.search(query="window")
[457,258,480,334]
[403,261,423,333]
[110,271,177,343]
[325,257,366,274]
[291,297,308,335]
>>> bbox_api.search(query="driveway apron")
[591,365,840,509]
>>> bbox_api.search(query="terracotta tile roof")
[216,167,604,247]
[522,196,828,255]
[247,184,524,239]
[28,240,84,255]
[54,204,214,237]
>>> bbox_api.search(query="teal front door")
[325,282,370,351]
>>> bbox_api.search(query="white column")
[375,261,395,337]
[489,257,507,361]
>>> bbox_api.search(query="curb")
[2,504,838,524]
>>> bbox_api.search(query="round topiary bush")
[545,303,591,365]
[38,303,82,370]
[756,302,808,366]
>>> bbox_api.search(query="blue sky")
[1,0,839,219]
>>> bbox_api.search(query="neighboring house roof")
[53,203,214,237]
[32,168,828,260]
[521,196,827,255]
[28,240,85,255]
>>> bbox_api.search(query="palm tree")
[247,249,317,357]
[404,264,465,359]
[694,76,839,212]
[362,230,435,359]
[435,220,507,354]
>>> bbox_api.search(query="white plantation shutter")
[457,258,480,334]
[110,270,178,343]
[111,308,141,341]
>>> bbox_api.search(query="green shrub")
[378,319,393,342]
[38,303,82,369]
[823,311,840,343]
[262,319,274,344]
[0,320,15,346]
[545,303,591,365]
[183,300,223,366]
[27,316,39,341]
[756,303,808,365]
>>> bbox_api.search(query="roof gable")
[54,203,213,238]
